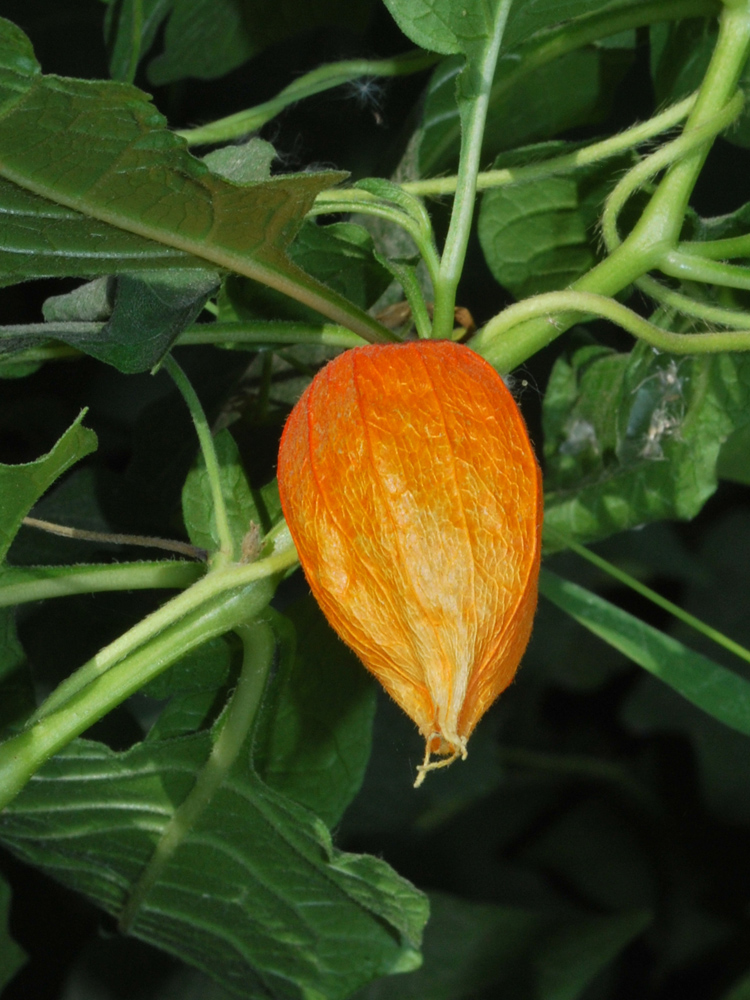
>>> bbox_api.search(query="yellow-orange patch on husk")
[277,340,542,785]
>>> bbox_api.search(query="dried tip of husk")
[413,733,468,788]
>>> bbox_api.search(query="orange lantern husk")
[277,340,542,786]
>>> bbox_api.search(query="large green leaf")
[543,341,750,547]
[147,0,374,85]
[104,0,172,82]
[0,20,356,328]
[540,569,750,738]
[0,729,427,1000]
[419,44,633,177]
[254,598,377,828]
[478,147,632,298]
[355,891,648,1000]
[40,270,219,373]
[0,411,97,563]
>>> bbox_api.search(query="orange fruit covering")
[277,340,542,785]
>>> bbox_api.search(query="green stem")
[402,94,697,198]
[433,0,513,341]
[0,585,269,813]
[163,355,234,567]
[0,561,203,609]
[474,0,750,371]
[558,536,750,669]
[681,234,750,258]
[471,290,750,368]
[600,92,744,253]
[29,533,297,724]
[309,192,441,294]
[634,274,750,328]
[179,321,366,350]
[177,51,438,147]
[660,250,750,290]
[118,619,275,932]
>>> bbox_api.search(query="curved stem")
[601,92,744,253]
[0,585,270,814]
[402,94,697,198]
[177,50,438,147]
[309,193,441,294]
[118,619,275,932]
[660,250,750,290]
[163,355,234,567]
[472,290,750,369]
[29,537,297,724]
[634,274,750,328]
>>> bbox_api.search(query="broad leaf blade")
[419,45,633,176]
[0,411,97,562]
[148,0,374,85]
[0,19,348,318]
[540,568,750,737]
[182,429,259,559]
[543,343,750,547]
[355,891,648,1000]
[38,270,219,373]
[478,148,632,297]
[255,598,377,828]
[0,734,427,1000]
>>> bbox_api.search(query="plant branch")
[0,562,203,609]
[556,535,750,669]
[21,516,206,561]
[472,290,750,368]
[402,94,697,197]
[432,0,514,340]
[177,50,438,147]
[0,585,271,813]
[163,355,234,567]
[28,532,298,724]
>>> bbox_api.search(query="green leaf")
[543,341,750,547]
[621,508,750,827]
[224,221,393,325]
[354,891,648,1000]
[0,732,428,1000]
[181,429,259,557]
[104,0,172,82]
[0,20,364,334]
[0,874,25,991]
[0,411,97,563]
[203,139,276,185]
[419,44,633,176]
[478,147,632,297]
[540,568,750,738]
[147,0,374,84]
[254,598,377,828]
